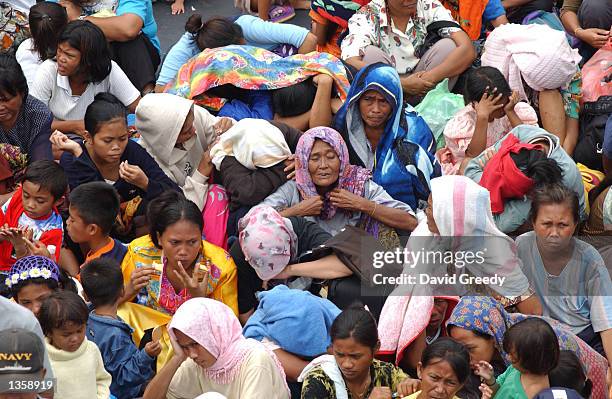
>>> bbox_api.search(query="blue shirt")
[87,311,155,399]
[116,0,161,52]
[482,0,505,27]
[156,15,309,86]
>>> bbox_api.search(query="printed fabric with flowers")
[341,0,460,74]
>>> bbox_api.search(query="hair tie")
[40,14,52,21]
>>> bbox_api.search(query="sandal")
[268,4,295,23]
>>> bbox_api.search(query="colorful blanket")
[164,45,350,111]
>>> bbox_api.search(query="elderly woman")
[0,54,53,165]
[334,63,440,211]
[340,0,475,97]
[263,126,418,240]
[143,298,290,399]
[517,184,612,364]
[447,296,609,399]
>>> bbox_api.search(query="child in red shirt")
[0,160,67,270]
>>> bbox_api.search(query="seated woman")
[16,2,68,88]
[263,126,418,239]
[299,305,421,398]
[397,175,541,313]
[243,285,341,386]
[516,183,612,362]
[136,92,234,247]
[53,93,180,240]
[120,191,238,367]
[0,54,53,185]
[340,0,476,97]
[143,298,290,399]
[164,45,349,130]
[447,296,610,399]
[230,204,348,322]
[156,13,316,91]
[560,0,612,61]
[584,177,612,236]
[437,66,538,175]
[31,20,140,137]
[464,124,587,234]
[402,337,471,399]
[377,296,459,374]
[481,23,582,155]
[333,63,440,210]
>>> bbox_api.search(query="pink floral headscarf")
[295,127,371,220]
[238,205,298,281]
[168,298,289,393]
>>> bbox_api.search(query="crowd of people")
[0,0,611,397]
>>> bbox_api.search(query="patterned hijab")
[295,126,371,220]
[238,205,298,281]
[168,298,289,393]
[446,296,609,399]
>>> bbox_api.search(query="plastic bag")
[414,79,464,150]
[581,39,612,104]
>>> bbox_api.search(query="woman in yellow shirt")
[119,190,238,366]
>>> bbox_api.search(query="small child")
[6,255,76,317]
[0,160,67,270]
[64,182,126,271]
[81,258,161,399]
[549,351,592,399]
[437,66,538,175]
[476,318,560,399]
[38,290,111,399]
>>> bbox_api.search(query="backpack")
[573,96,612,171]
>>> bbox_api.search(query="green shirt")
[494,366,528,399]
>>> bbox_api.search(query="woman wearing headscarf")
[230,204,351,323]
[389,175,541,314]
[377,296,459,374]
[136,93,234,248]
[447,296,609,399]
[262,126,418,243]
[333,63,440,211]
[143,298,290,399]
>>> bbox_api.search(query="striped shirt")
[516,231,612,335]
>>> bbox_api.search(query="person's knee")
[431,38,458,58]
[361,45,394,66]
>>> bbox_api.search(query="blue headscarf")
[334,63,440,210]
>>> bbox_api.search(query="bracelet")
[369,202,378,217]
[485,379,496,387]
[574,27,583,36]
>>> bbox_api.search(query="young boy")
[65,181,127,270]
[81,258,161,399]
[0,160,66,270]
